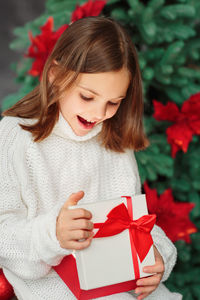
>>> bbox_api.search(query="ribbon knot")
[94,203,156,263]
[129,220,138,229]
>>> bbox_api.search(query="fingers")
[56,191,95,250]
[68,208,92,220]
[135,284,158,300]
[143,246,165,274]
[136,274,161,287]
[143,261,164,274]
[135,273,163,299]
[63,191,85,209]
[135,290,153,300]
[69,229,94,240]
[143,264,164,274]
[67,218,93,231]
[67,236,94,250]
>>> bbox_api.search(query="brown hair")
[2,16,149,152]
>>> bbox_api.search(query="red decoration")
[94,202,156,262]
[153,92,200,157]
[0,269,14,300]
[71,0,106,22]
[54,254,137,299]
[26,1,106,79]
[53,196,153,298]
[144,182,197,243]
[26,17,68,79]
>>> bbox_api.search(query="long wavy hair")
[2,16,149,152]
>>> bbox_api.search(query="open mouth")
[77,116,96,129]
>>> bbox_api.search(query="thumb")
[64,191,84,209]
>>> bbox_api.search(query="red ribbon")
[93,197,156,278]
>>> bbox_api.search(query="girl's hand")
[135,246,165,300]
[56,191,94,250]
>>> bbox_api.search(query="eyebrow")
[77,84,125,100]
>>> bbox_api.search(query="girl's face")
[59,68,130,136]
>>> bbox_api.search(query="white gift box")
[70,194,155,290]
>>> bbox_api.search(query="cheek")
[106,105,120,118]
[60,94,82,115]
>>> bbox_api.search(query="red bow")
[94,203,156,262]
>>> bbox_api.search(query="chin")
[73,128,89,137]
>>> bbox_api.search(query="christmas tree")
[1,0,200,299]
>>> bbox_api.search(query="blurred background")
[0,0,44,104]
[0,1,200,299]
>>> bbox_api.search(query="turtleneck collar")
[52,112,103,141]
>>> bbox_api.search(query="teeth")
[78,116,95,124]
[86,119,95,123]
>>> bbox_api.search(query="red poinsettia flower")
[144,182,197,243]
[26,17,68,79]
[153,92,200,157]
[71,0,106,22]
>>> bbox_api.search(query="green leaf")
[178,67,200,79]
[141,7,154,23]
[53,11,71,28]
[142,67,154,80]
[127,0,143,11]
[144,48,164,61]
[165,87,184,104]
[160,65,173,75]
[170,76,188,87]
[106,0,121,5]
[136,141,173,182]
[155,72,171,84]
[47,0,76,13]
[140,22,156,43]
[192,284,200,299]
[148,0,165,10]
[191,233,200,250]
[1,93,21,111]
[181,83,200,99]
[138,55,146,70]
[160,5,195,20]
[160,41,184,64]
[111,8,128,21]
[171,178,191,192]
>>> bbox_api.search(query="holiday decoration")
[71,0,106,22]
[54,195,155,298]
[26,17,68,79]
[144,182,197,243]
[1,0,200,298]
[153,93,200,157]
[26,0,106,80]
[0,269,14,300]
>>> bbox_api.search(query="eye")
[80,93,93,101]
[108,101,121,106]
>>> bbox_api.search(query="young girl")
[0,17,182,300]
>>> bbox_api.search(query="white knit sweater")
[0,113,182,300]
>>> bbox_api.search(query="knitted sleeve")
[0,117,70,280]
[127,150,177,282]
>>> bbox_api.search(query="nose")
[93,104,107,121]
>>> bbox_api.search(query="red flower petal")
[166,122,193,157]
[153,94,200,157]
[182,92,200,117]
[26,17,68,79]
[144,182,197,243]
[181,93,200,134]
[153,100,181,122]
[71,0,106,22]
[40,16,54,34]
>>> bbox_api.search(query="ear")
[48,60,59,84]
